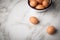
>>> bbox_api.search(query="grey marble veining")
[0,0,60,40]
[0,0,21,23]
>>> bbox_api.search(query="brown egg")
[29,16,39,24]
[42,0,49,7]
[36,0,43,4]
[30,0,36,2]
[36,4,44,9]
[30,0,37,7]
[47,26,56,35]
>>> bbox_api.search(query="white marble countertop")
[0,0,60,40]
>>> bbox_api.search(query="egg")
[30,0,36,2]
[47,26,56,35]
[29,16,39,24]
[42,0,49,7]
[30,0,37,7]
[36,0,43,4]
[36,4,44,9]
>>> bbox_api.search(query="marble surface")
[0,0,60,40]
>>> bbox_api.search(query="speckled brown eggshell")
[42,0,49,7]
[30,0,38,7]
[36,4,44,9]
[47,26,56,35]
[29,16,39,25]
[30,0,36,2]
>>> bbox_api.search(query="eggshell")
[47,26,56,35]
[30,0,36,2]
[36,0,43,3]
[36,4,44,9]
[42,0,49,7]
[30,0,37,7]
[29,16,39,24]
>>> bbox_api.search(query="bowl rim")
[28,0,52,10]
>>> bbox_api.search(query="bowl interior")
[28,0,52,10]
